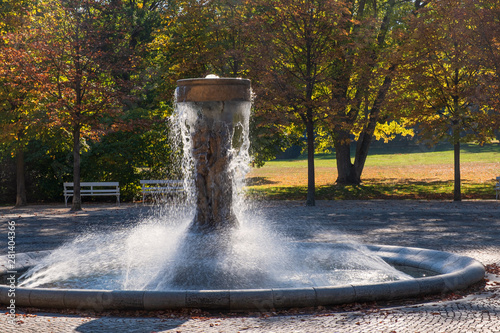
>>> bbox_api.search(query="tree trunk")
[453,122,461,202]
[452,92,461,202]
[354,131,372,181]
[15,147,27,207]
[306,114,315,206]
[71,125,82,211]
[353,68,395,180]
[454,140,461,201]
[335,130,360,185]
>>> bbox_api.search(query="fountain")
[176,77,251,231]
[0,77,485,311]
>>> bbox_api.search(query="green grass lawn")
[245,143,500,200]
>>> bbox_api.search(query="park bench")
[63,182,120,207]
[496,177,500,200]
[140,180,184,203]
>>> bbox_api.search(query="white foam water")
[19,207,411,290]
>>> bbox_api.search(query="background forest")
[1,0,499,207]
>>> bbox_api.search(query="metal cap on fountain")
[177,75,251,103]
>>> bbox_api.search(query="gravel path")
[1,200,499,332]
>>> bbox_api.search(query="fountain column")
[176,77,251,231]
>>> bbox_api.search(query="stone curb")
[0,245,485,311]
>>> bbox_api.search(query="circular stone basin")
[0,245,484,311]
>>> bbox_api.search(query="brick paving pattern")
[1,200,499,332]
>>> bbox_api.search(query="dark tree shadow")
[245,177,278,186]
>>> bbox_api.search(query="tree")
[30,0,134,210]
[326,0,418,186]
[468,0,500,116]
[149,0,250,97]
[0,0,34,34]
[390,0,495,201]
[0,0,43,206]
[247,0,350,206]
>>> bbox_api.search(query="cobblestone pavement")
[1,200,499,332]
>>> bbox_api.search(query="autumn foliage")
[1,0,499,205]
[388,0,500,200]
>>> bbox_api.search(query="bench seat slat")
[80,189,120,192]
[79,192,120,195]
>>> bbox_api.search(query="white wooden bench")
[63,182,120,206]
[496,177,500,200]
[140,180,184,203]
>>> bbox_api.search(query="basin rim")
[0,244,485,311]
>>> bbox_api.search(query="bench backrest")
[140,180,182,185]
[64,182,119,188]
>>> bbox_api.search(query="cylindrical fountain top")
[176,77,251,102]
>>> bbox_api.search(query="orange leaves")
[0,0,137,163]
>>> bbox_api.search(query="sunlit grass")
[245,143,500,200]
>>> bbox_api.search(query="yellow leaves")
[373,121,414,143]
[279,122,301,136]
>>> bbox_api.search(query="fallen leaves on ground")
[486,263,500,275]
